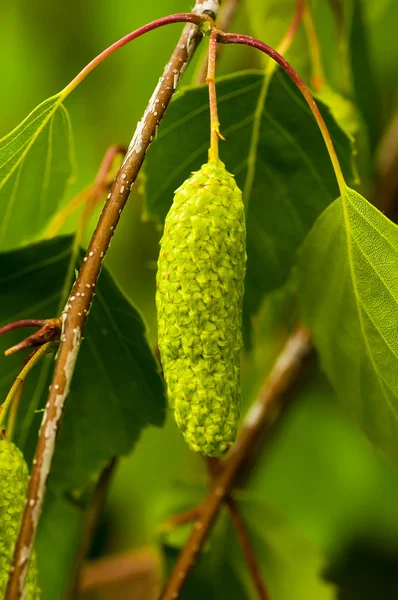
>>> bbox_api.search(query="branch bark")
[160,326,312,600]
[68,458,118,599]
[5,3,220,597]
[80,547,160,595]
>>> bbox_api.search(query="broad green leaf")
[144,70,355,326]
[0,94,74,250]
[0,236,166,597]
[0,236,166,490]
[299,188,398,465]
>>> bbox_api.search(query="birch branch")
[5,3,220,597]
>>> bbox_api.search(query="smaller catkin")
[0,440,40,599]
[156,160,246,457]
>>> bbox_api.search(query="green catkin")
[0,440,40,599]
[156,160,246,457]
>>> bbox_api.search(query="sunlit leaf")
[299,187,398,465]
[0,94,74,250]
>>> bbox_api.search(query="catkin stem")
[207,31,223,162]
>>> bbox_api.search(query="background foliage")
[0,0,397,598]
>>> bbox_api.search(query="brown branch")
[4,317,61,356]
[195,0,241,84]
[80,547,160,593]
[226,496,269,600]
[68,458,118,598]
[5,3,221,598]
[0,319,47,336]
[205,458,269,598]
[162,507,202,531]
[160,326,312,599]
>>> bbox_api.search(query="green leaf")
[0,94,74,250]
[0,236,165,598]
[0,236,166,490]
[299,187,398,465]
[144,70,355,326]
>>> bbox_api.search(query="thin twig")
[162,507,202,531]
[160,326,312,599]
[0,320,47,337]
[5,3,220,597]
[80,547,160,592]
[68,458,118,599]
[4,318,61,356]
[226,496,269,600]
[204,457,268,597]
[195,0,241,84]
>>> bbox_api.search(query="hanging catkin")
[156,160,246,456]
[0,439,40,598]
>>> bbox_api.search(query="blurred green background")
[1,1,398,599]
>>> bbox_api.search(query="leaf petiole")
[61,13,211,99]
